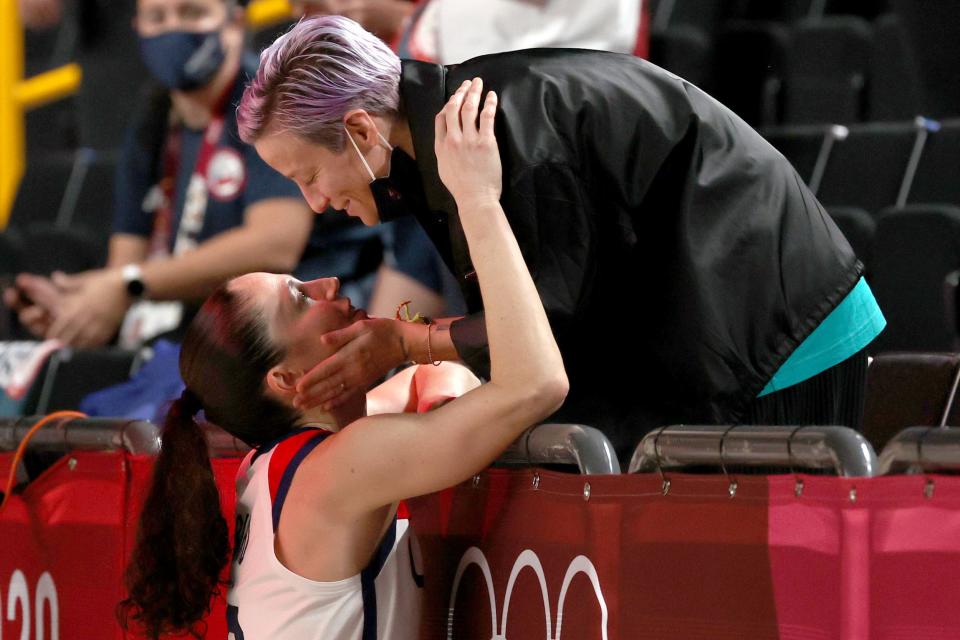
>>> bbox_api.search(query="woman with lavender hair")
[239,16,885,462]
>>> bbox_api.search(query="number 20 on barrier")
[0,570,59,640]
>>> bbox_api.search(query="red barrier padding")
[4,454,960,639]
[0,452,242,640]
[409,469,778,639]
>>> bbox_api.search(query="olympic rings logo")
[446,547,608,640]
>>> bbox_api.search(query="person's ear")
[265,365,299,397]
[343,109,377,150]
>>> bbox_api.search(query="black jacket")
[398,50,860,454]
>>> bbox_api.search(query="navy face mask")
[139,29,225,91]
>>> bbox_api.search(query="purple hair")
[237,15,401,150]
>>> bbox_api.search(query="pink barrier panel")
[0,452,242,640]
[769,474,960,640]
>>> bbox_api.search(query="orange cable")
[0,410,87,515]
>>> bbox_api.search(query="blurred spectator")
[291,0,415,43]
[18,0,62,29]
[403,0,643,63]
[3,0,319,348]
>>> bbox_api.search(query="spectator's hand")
[294,317,407,410]
[46,269,130,348]
[18,0,62,29]
[2,273,60,338]
[293,0,413,39]
[435,78,502,208]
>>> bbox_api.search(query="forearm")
[141,225,303,301]
[457,198,565,395]
[398,316,463,364]
[106,234,149,270]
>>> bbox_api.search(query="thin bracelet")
[426,322,442,366]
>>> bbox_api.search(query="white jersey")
[226,428,423,639]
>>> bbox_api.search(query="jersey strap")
[266,428,333,532]
[361,516,398,640]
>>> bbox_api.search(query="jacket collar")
[400,59,458,218]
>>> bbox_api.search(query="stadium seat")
[906,119,960,207]
[73,0,147,149]
[0,232,25,340]
[822,0,890,20]
[649,25,713,89]
[23,24,80,158]
[0,230,24,278]
[869,13,922,121]
[723,0,814,22]
[862,352,960,449]
[8,150,80,231]
[19,224,106,275]
[783,16,872,124]
[30,347,142,415]
[869,205,960,352]
[815,121,916,214]
[650,0,725,33]
[713,21,788,126]
[762,124,831,184]
[889,0,960,119]
[68,148,119,251]
[24,99,79,161]
[726,0,889,22]
[829,207,875,267]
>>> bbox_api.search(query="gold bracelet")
[426,322,442,367]
[395,300,440,366]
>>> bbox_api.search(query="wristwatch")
[121,263,147,299]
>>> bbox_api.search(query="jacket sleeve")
[449,161,595,380]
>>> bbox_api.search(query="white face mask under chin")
[345,125,393,183]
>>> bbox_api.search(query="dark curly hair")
[117,284,300,638]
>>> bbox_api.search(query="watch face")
[126,277,146,298]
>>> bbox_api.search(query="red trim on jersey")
[268,430,330,504]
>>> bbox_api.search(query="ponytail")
[117,392,230,639]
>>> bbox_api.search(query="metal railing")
[0,417,249,458]
[629,425,879,477]
[496,423,621,474]
[1,417,624,474]
[878,426,960,475]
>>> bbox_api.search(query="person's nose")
[299,185,331,214]
[335,295,352,312]
[301,277,340,301]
